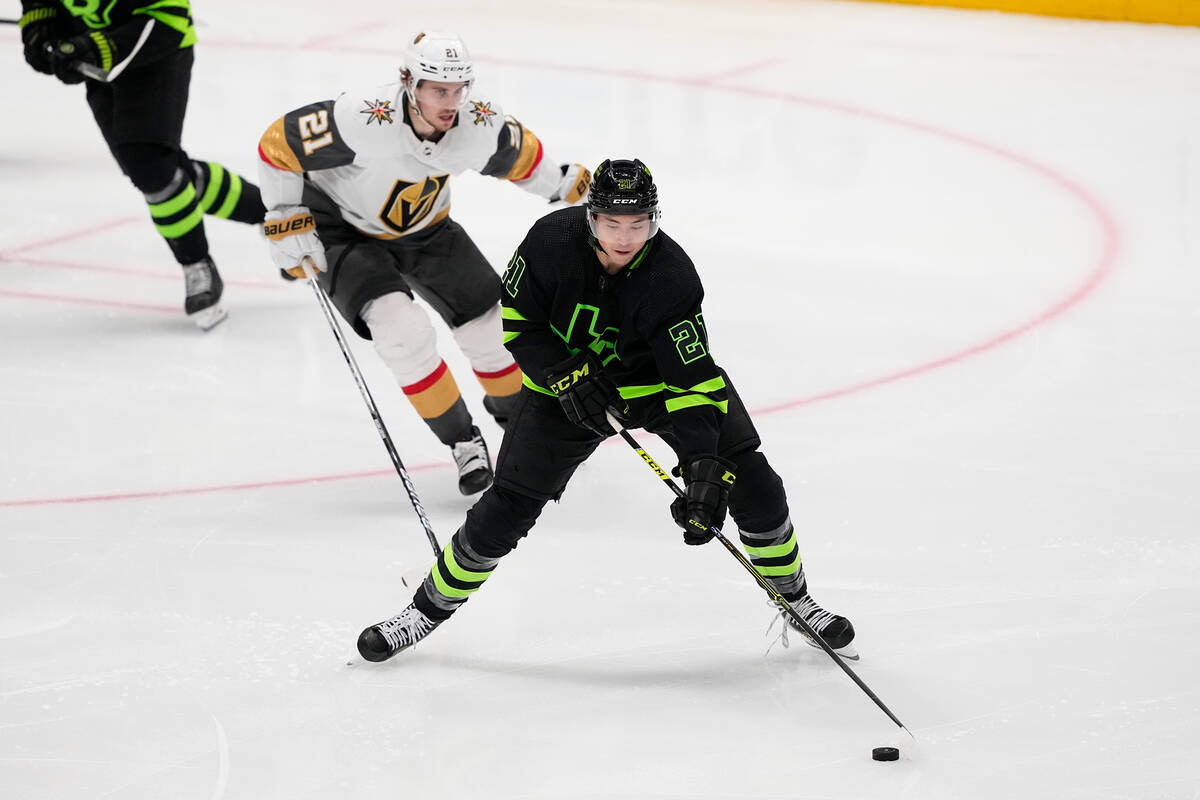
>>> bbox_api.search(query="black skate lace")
[183,261,213,295]
[378,607,437,651]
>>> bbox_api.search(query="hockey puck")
[872,747,900,762]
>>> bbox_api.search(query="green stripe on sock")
[198,163,225,212]
[753,551,802,577]
[431,562,478,599]
[212,172,242,219]
[155,205,205,239]
[441,544,492,583]
[148,182,197,219]
[744,532,797,559]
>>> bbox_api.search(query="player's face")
[593,213,652,272]
[413,80,469,130]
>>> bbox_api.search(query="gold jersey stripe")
[504,128,543,181]
[258,117,303,172]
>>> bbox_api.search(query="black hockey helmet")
[585,158,661,239]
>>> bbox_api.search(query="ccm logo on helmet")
[612,198,638,204]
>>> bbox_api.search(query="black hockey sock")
[145,167,208,265]
[192,160,267,225]
[740,518,807,600]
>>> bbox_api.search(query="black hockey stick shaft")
[605,412,913,736]
[302,258,440,556]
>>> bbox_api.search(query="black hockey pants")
[413,379,801,621]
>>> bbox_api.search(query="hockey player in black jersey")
[358,159,856,662]
[17,0,266,330]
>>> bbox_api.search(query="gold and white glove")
[264,206,326,278]
[553,163,592,205]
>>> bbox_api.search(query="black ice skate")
[357,603,442,662]
[451,426,493,495]
[182,256,227,330]
[772,592,858,661]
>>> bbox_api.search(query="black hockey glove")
[48,32,114,85]
[19,3,63,76]
[671,456,737,545]
[545,350,624,437]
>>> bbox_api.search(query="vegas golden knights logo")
[379,175,449,233]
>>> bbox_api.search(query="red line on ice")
[0,44,1119,507]
[0,467,444,508]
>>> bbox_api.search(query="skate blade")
[189,303,228,331]
[801,633,860,662]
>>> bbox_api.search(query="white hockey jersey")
[257,81,575,239]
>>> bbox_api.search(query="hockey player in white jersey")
[257,32,592,495]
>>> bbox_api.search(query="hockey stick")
[301,257,441,559]
[604,411,917,746]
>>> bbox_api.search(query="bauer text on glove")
[264,206,326,277]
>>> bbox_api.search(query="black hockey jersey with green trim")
[502,206,730,459]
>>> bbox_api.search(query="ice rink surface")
[2,1,1199,797]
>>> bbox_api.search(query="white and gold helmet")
[402,31,474,91]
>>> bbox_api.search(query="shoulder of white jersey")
[457,95,508,134]
[331,81,409,157]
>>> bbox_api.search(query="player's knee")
[460,485,546,559]
[728,449,789,533]
[113,142,182,194]
[451,305,510,371]
[361,292,441,383]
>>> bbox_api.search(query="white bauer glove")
[263,205,327,278]
[552,163,592,205]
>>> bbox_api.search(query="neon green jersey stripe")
[501,306,529,322]
[665,394,729,413]
[744,533,798,559]
[618,383,664,399]
[503,330,521,344]
[148,182,197,219]
[213,172,242,218]
[522,373,554,396]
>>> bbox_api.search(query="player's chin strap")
[602,409,918,749]
[299,256,441,559]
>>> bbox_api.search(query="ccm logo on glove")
[264,213,317,241]
[549,361,592,395]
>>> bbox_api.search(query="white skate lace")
[452,434,488,476]
[377,606,437,652]
[765,595,838,655]
[183,260,213,296]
